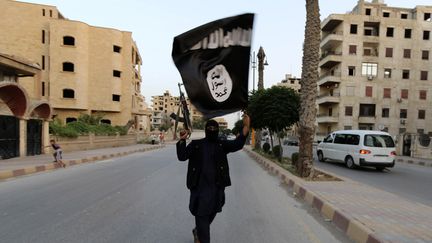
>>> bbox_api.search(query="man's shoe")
[192,228,200,243]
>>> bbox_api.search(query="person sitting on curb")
[47,139,66,168]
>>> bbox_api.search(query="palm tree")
[297,0,320,177]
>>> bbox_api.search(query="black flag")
[172,13,254,119]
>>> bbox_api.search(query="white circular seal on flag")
[206,64,232,103]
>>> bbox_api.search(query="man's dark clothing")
[176,133,247,242]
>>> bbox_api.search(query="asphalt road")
[0,145,350,243]
[282,145,432,206]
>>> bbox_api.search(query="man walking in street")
[176,114,250,243]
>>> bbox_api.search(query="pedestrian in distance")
[176,113,250,243]
[159,132,165,144]
[48,139,66,168]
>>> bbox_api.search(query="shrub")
[291,152,299,165]
[263,142,271,153]
[272,145,282,158]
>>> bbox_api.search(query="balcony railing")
[320,51,342,60]
[319,71,341,79]
[317,91,340,99]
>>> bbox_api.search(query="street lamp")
[250,51,257,92]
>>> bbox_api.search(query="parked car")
[316,130,396,171]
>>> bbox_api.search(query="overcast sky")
[22,0,432,127]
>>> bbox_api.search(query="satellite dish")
[378,124,385,130]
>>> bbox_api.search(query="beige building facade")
[0,0,146,129]
[0,53,52,158]
[318,0,432,152]
[151,90,203,129]
[275,74,301,92]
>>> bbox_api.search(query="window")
[345,106,353,116]
[348,66,356,76]
[113,70,121,77]
[49,10,52,17]
[42,30,45,44]
[361,63,378,77]
[334,134,346,144]
[383,12,390,18]
[421,71,428,81]
[63,62,74,72]
[42,55,45,70]
[66,117,77,123]
[63,36,75,46]
[382,108,390,118]
[401,89,409,99]
[113,45,121,53]
[363,48,372,56]
[422,50,429,60]
[425,13,431,21]
[402,70,410,79]
[359,104,376,117]
[399,128,406,134]
[350,24,358,34]
[384,68,392,78]
[42,9,45,16]
[386,27,394,37]
[323,135,333,143]
[365,8,371,16]
[365,86,373,97]
[401,13,408,19]
[63,89,75,98]
[112,94,121,101]
[385,48,393,57]
[349,45,357,55]
[364,28,373,36]
[404,29,412,38]
[101,119,111,124]
[400,109,407,118]
[418,110,426,119]
[364,135,395,148]
[383,88,391,98]
[42,82,45,96]
[420,90,427,100]
[424,31,430,40]
[403,49,411,59]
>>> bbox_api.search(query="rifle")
[172,83,192,139]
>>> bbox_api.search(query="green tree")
[231,119,243,136]
[297,0,320,177]
[159,113,172,132]
[247,86,300,161]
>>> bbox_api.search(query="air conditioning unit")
[400,119,406,125]
[367,75,374,81]
[397,98,402,103]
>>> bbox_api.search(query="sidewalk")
[244,146,432,243]
[0,144,165,180]
[396,155,432,167]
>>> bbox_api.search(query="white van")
[317,130,396,170]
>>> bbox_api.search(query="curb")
[396,157,432,167]
[0,145,165,181]
[243,147,384,243]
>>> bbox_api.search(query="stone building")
[0,0,146,130]
[151,90,203,129]
[318,0,432,154]
[0,53,52,159]
[275,74,301,92]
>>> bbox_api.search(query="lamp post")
[250,51,257,92]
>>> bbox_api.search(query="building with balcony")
[150,90,203,129]
[318,0,432,150]
[275,74,301,92]
[0,0,146,129]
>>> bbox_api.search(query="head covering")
[205,119,219,142]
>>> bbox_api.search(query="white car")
[317,130,396,170]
